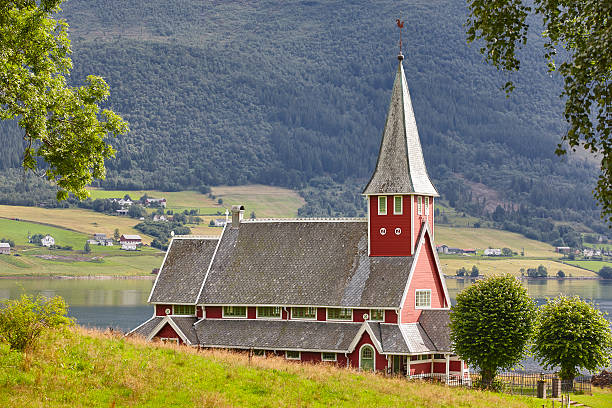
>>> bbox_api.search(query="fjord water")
[1,277,611,332]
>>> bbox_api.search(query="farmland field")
[436,226,558,258]
[563,260,612,273]
[0,218,89,248]
[440,258,596,277]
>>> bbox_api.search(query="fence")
[408,372,591,396]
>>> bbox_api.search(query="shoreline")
[444,275,601,281]
[0,274,155,280]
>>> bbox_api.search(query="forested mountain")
[0,0,605,240]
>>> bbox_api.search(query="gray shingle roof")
[169,316,199,344]
[149,238,219,303]
[127,316,163,338]
[369,322,410,354]
[197,220,415,308]
[194,319,362,351]
[363,59,438,196]
[400,323,437,353]
[418,309,451,352]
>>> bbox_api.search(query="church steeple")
[365,51,438,257]
[363,54,438,197]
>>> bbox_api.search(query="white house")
[0,242,10,255]
[484,248,502,256]
[41,235,55,247]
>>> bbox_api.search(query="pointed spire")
[363,56,438,196]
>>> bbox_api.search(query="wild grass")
[570,387,612,408]
[441,258,596,277]
[211,185,305,218]
[0,326,557,408]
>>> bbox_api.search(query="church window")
[286,350,300,360]
[378,196,387,215]
[223,306,247,317]
[327,308,352,320]
[379,227,387,235]
[417,196,423,215]
[322,352,337,361]
[173,305,196,315]
[425,197,430,215]
[394,196,403,214]
[160,337,179,344]
[370,309,384,321]
[415,289,431,308]
[292,307,316,319]
[257,306,281,318]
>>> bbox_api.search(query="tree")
[456,267,467,277]
[598,266,612,279]
[83,241,91,253]
[470,265,480,277]
[450,275,536,388]
[0,294,73,351]
[533,295,612,381]
[113,228,120,242]
[557,270,565,278]
[465,0,612,221]
[0,0,128,200]
[502,248,513,257]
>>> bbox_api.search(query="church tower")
[363,52,438,257]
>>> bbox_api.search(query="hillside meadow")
[0,326,558,408]
[440,258,596,278]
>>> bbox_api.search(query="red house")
[129,52,468,380]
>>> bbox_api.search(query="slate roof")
[194,319,362,351]
[418,309,451,352]
[369,322,410,354]
[400,323,437,353]
[197,220,415,308]
[169,316,199,344]
[363,58,438,196]
[0,242,9,248]
[127,316,163,337]
[149,238,219,303]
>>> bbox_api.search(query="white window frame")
[222,305,247,318]
[256,306,281,319]
[393,196,403,215]
[160,337,179,344]
[424,196,430,216]
[415,289,432,309]
[321,352,337,362]
[291,307,317,320]
[417,196,423,215]
[285,350,301,360]
[172,305,196,316]
[326,308,353,321]
[369,309,384,321]
[378,196,387,215]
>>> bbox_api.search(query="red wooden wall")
[369,195,413,256]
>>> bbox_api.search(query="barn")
[129,52,468,380]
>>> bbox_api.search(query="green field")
[0,326,556,408]
[0,218,88,249]
[441,258,596,278]
[563,260,612,273]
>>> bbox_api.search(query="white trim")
[398,222,451,323]
[431,197,434,241]
[359,344,376,371]
[256,306,282,319]
[424,196,429,216]
[321,352,337,362]
[198,303,396,310]
[147,238,176,303]
[285,350,301,360]
[145,316,192,345]
[411,195,415,254]
[417,196,422,215]
[241,218,367,223]
[367,197,371,256]
[290,307,317,320]
[363,192,440,198]
[326,308,353,321]
[222,305,248,318]
[195,222,227,304]
[151,302,197,306]
[378,196,387,215]
[348,322,383,354]
[393,195,403,215]
[125,315,158,336]
[415,289,432,309]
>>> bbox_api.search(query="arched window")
[360,344,375,371]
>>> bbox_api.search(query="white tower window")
[378,196,387,215]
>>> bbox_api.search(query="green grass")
[0,326,558,408]
[570,388,612,408]
[0,218,88,249]
[211,185,305,218]
[440,258,596,277]
[563,260,612,273]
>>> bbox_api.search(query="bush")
[0,294,73,351]
[598,266,612,279]
[557,270,565,278]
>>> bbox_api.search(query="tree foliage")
[0,0,128,200]
[0,294,73,351]
[450,275,536,388]
[465,0,612,221]
[532,295,612,381]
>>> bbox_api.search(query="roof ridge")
[241,217,366,223]
[173,235,220,240]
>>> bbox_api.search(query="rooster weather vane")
[396,18,404,58]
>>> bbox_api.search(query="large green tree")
[0,0,128,200]
[465,0,611,220]
[532,294,612,381]
[449,275,536,388]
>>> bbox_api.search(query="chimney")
[231,205,245,228]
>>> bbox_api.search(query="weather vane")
[396,18,404,57]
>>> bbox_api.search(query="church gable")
[399,225,449,324]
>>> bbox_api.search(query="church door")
[360,345,375,371]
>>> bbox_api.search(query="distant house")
[556,246,571,254]
[436,244,448,254]
[145,198,167,208]
[88,233,113,246]
[116,209,129,216]
[213,218,227,227]
[0,242,10,255]
[110,198,133,206]
[484,248,502,256]
[120,234,142,250]
[41,235,55,247]
[447,247,463,255]
[153,214,168,222]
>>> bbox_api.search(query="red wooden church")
[129,52,469,380]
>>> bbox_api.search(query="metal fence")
[408,372,591,395]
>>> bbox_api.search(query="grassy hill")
[0,326,557,408]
